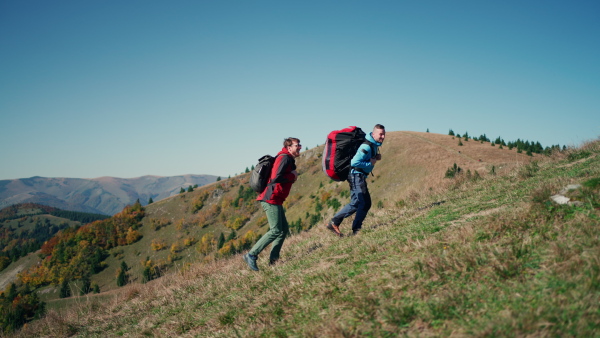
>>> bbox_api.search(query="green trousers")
[249,201,289,261]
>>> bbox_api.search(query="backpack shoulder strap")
[362,140,377,158]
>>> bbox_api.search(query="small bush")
[567,150,592,161]
[445,163,462,178]
[518,161,540,179]
[395,199,406,208]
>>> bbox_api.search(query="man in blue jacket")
[326,124,385,236]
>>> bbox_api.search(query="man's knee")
[270,227,285,238]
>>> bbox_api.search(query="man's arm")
[350,144,375,170]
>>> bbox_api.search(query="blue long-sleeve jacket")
[350,132,382,175]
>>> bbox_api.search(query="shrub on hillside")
[445,163,462,178]
[151,239,167,251]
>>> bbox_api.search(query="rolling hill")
[0,174,220,215]
[0,203,110,290]
[6,131,599,336]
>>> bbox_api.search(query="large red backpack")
[322,126,368,181]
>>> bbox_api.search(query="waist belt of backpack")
[351,167,374,176]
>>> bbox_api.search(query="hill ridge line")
[399,131,479,162]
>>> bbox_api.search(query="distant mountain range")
[0,175,220,215]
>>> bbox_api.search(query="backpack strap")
[363,140,376,157]
[267,153,293,185]
[351,141,377,176]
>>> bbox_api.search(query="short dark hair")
[374,124,385,130]
[284,137,300,147]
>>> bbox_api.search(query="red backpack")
[322,126,368,181]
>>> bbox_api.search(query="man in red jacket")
[243,137,301,271]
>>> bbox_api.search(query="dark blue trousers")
[331,173,371,232]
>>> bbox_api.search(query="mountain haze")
[0,174,219,215]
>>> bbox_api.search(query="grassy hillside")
[11,133,599,336]
[29,131,536,300]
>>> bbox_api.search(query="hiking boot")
[243,253,259,271]
[269,259,278,266]
[326,222,343,237]
[351,230,360,236]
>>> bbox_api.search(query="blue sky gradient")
[1,1,598,180]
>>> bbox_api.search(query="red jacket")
[257,147,297,205]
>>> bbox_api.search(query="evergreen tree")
[187,185,193,192]
[217,177,221,181]
[116,261,129,287]
[80,274,91,295]
[117,268,128,287]
[193,184,198,188]
[426,128,430,132]
[148,197,154,204]
[59,279,71,298]
[92,283,100,293]
[448,129,455,136]
[217,232,226,249]
[179,187,185,194]
[142,266,152,284]
[227,230,237,241]
[6,282,17,301]
[245,167,250,173]
[445,163,462,178]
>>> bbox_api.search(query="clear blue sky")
[1,1,598,180]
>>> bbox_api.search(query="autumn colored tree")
[197,233,215,255]
[141,258,161,284]
[0,282,45,333]
[125,227,142,244]
[151,239,166,251]
[18,203,142,288]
